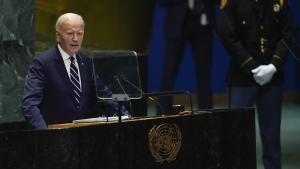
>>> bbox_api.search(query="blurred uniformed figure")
[220,0,293,169]
[157,0,218,114]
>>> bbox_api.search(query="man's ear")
[56,32,60,42]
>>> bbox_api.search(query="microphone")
[119,76,194,115]
[113,75,131,122]
[122,77,167,115]
[113,75,129,101]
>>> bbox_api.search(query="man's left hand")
[251,64,277,86]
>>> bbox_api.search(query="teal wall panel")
[0,0,34,123]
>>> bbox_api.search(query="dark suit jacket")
[158,0,217,39]
[22,46,122,129]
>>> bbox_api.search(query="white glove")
[251,64,277,86]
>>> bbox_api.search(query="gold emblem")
[220,0,228,9]
[148,123,182,164]
[273,4,281,12]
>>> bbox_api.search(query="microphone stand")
[121,76,194,114]
[112,76,129,169]
[143,91,194,114]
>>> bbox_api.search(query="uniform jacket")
[220,0,293,85]
[22,46,123,129]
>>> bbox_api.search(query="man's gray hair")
[55,13,85,31]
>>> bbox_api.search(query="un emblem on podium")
[148,123,182,164]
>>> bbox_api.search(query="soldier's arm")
[220,0,259,75]
[271,0,293,71]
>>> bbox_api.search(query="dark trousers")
[159,16,213,114]
[229,85,282,169]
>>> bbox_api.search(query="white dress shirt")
[57,44,82,89]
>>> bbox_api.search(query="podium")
[0,108,256,169]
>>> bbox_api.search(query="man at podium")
[21,13,127,129]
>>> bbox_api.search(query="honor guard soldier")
[220,0,293,169]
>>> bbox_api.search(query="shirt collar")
[57,44,76,61]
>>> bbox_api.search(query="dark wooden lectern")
[0,108,256,169]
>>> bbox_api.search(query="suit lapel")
[54,46,89,109]
[54,47,74,95]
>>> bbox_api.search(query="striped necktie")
[70,56,81,108]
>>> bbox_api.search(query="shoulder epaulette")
[279,0,286,7]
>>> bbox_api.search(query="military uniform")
[220,0,292,85]
[220,0,292,169]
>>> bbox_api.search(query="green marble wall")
[0,0,34,123]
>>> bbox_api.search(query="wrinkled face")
[56,19,84,56]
